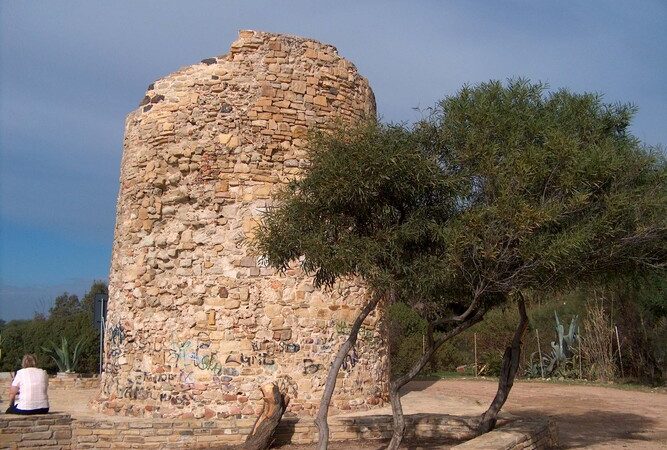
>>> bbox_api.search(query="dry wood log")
[243,382,289,450]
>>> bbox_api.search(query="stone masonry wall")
[97,30,389,419]
[0,413,72,449]
[1,413,557,449]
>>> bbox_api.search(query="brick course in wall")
[48,377,100,390]
[0,412,556,449]
[0,376,100,394]
[70,414,477,448]
[96,30,388,420]
[0,413,72,450]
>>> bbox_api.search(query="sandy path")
[431,379,667,449]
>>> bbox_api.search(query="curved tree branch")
[478,292,528,433]
[314,292,383,450]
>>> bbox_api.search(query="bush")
[0,282,106,374]
[388,278,666,385]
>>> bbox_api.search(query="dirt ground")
[27,378,667,449]
[433,378,667,449]
[276,378,667,449]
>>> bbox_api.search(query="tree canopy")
[415,79,666,311]
[255,121,454,300]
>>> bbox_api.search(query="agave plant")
[42,337,83,373]
[526,312,580,378]
[552,312,579,360]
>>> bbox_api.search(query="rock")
[239,257,256,267]
[189,296,204,306]
[217,133,232,144]
[224,300,241,309]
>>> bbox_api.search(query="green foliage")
[388,302,428,374]
[417,79,666,300]
[0,281,105,373]
[42,337,83,373]
[388,279,665,384]
[389,302,428,336]
[635,274,667,318]
[49,293,82,319]
[600,275,666,383]
[254,119,467,318]
[258,80,665,326]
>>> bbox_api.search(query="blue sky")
[1,1,665,320]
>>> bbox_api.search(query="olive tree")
[407,79,667,437]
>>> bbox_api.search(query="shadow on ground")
[273,413,481,449]
[273,436,465,449]
[401,379,440,394]
[516,409,658,449]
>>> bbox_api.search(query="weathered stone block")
[22,430,54,440]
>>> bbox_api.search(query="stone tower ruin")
[98,30,389,419]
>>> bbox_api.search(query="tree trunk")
[314,293,382,450]
[243,382,290,450]
[387,311,485,450]
[478,294,528,434]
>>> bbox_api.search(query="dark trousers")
[5,404,49,415]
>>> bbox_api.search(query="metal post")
[474,333,478,377]
[579,341,583,379]
[99,316,104,375]
[536,329,544,378]
[615,325,624,379]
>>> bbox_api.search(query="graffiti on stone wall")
[166,341,191,368]
[280,342,301,353]
[225,352,275,366]
[335,321,380,346]
[105,328,355,403]
[179,370,196,385]
[251,339,301,354]
[303,358,323,374]
[110,323,126,344]
[103,375,195,405]
[166,332,227,377]
[165,332,293,380]
[298,321,378,376]
[105,323,126,375]
[341,346,359,372]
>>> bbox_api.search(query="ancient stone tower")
[98,30,388,419]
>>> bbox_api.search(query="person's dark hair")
[21,354,38,368]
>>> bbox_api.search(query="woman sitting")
[5,354,49,415]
